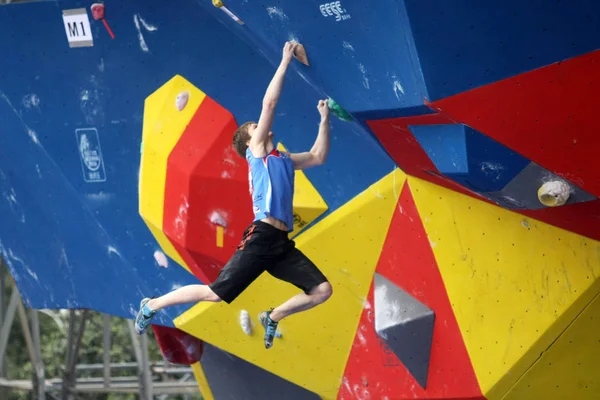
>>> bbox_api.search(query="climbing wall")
[1,0,600,399]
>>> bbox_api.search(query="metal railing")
[0,257,200,399]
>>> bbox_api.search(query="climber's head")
[232,122,273,158]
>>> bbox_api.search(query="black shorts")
[208,220,328,304]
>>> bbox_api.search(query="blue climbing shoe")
[135,297,156,335]
[259,309,280,349]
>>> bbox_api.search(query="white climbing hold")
[175,91,189,111]
[153,250,169,268]
[240,309,252,335]
[537,180,571,207]
[209,211,228,227]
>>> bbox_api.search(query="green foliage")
[1,271,202,400]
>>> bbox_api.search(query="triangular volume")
[201,343,320,399]
[374,272,435,388]
[489,161,597,210]
[338,181,484,400]
[151,325,203,365]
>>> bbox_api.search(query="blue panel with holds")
[208,0,429,115]
[0,0,396,318]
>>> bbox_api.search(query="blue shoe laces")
[142,303,155,318]
[265,315,278,336]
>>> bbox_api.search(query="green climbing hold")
[327,98,352,122]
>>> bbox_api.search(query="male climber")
[135,41,333,349]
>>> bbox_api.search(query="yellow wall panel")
[408,176,600,400]
[174,168,406,399]
[191,361,215,400]
[502,292,600,400]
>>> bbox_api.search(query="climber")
[135,41,333,349]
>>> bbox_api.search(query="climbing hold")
[210,211,228,248]
[537,180,571,207]
[90,3,115,39]
[154,250,169,268]
[209,211,227,227]
[212,0,244,24]
[327,98,352,122]
[239,310,252,335]
[374,272,435,389]
[292,42,309,66]
[175,91,189,111]
[90,3,104,19]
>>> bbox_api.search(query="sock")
[268,312,278,324]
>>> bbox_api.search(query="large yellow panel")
[276,142,329,238]
[502,292,600,400]
[191,361,215,400]
[408,176,600,400]
[138,75,206,271]
[174,168,406,399]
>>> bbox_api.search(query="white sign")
[62,8,94,48]
[319,1,351,22]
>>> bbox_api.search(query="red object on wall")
[430,49,600,198]
[338,182,484,400]
[367,49,600,242]
[422,48,600,241]
[90,3,115,39]
[163,96,253,284]
[90,3,105,20]
[366,113,487,201]
[516,200,600,241]
[152,325,204,365]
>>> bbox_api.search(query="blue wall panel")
[208,0,428,115]
[6,0,595,322]
[409,124,468,174]
[0,0,395,320]
[0,97,199,326]
[404,0,600,101]
[463,127,530,193]
[408,123,530,193]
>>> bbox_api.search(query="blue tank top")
[246,147,295,232]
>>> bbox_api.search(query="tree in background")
[1,267,202,400]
